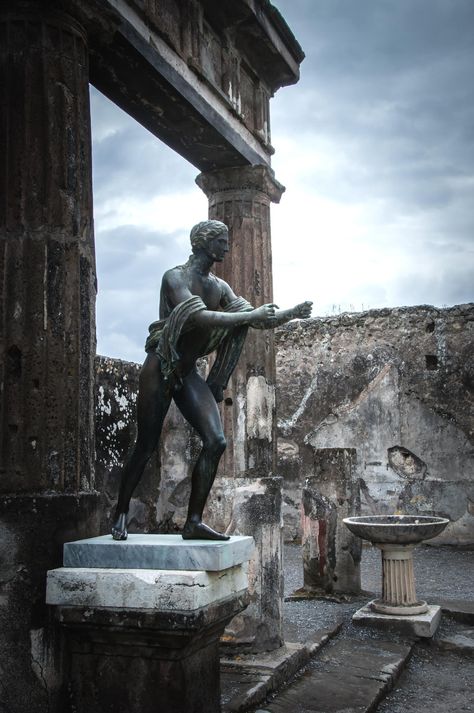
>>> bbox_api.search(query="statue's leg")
[173,368,230,541]
[111,353,172,540]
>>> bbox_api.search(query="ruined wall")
[275,304,474,546]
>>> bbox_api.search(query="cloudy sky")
[91,0,474,363]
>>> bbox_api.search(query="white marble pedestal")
[46,534,254,713]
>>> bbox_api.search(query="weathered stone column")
[196,165,285,651]
[302,449,361,595]
[196,165,284,480]
[0,4,99,710]
[0,1,96,493]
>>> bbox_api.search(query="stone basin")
[343,515,449,545]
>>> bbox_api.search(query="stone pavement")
[221,543,474,713]
[254,638,413,713]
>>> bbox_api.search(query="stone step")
[221,625,341,713]
[254,637,414,713]
[438,598,474,624]
[430,617,474,657]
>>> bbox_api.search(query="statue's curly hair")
[190,220,228,252]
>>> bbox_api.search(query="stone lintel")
[46,564,248,611]
[353,602,442,638]
[63,534,254,571]
[88,1,271,171]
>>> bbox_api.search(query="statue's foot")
[182,521,230,541]
[111,512,128,541]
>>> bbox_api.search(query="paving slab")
[431,620,474,657]
[376,645,474,713]
[63,534,254,571]
[255,638,413,713]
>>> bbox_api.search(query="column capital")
[196,164,285,204]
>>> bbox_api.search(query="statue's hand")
[250,303,279,325]
[292,301,313,319]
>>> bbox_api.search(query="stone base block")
[48,536,253,713]
[353,601,442,638]
[47,564,248,610]
[58,596,248,713]
[63,533,254,571]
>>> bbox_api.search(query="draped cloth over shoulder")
[144,295,253,400]
[206,297,253,400]
[145,296,207,378]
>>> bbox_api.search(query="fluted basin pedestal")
[343,515,449,637]
[372,544,428,616]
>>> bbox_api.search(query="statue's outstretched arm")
[217,278,312,330]
[251,301,313,329]
[163,270,279,329]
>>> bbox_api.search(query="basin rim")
[343,515,450,527]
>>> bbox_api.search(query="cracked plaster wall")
[275,304,474,545]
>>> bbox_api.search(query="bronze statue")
[112,220,312,541]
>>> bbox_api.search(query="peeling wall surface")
[275,304,474,545]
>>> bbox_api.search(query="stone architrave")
[0,4,99,710]
[302,448,361,595]
[196,165,285,651]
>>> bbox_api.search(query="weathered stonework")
[221,477,283,652]
[301,449,361,595]
[0,5,99,711]
[0,4,96,494]
[276,304,474,545]
[196,165,284,481]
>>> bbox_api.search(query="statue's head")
[190,220,229,261]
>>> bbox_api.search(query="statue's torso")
[160,264,222,318]
[159,264,225,372]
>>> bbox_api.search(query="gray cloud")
[91,89,199,203]
[95,223,192,361]
[270,0,474,315]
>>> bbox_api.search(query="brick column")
[196,165,285,651]
[0,4,99,709]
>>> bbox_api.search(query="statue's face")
[205,230,229,262]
